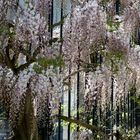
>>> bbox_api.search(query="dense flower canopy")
[0,0,140,139]
[63,0,140,111]
[0,0,62,136]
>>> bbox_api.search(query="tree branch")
[59,115,109,138]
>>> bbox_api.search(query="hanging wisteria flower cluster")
[63,0,106,64]
[0,0,64,139]
[0,0,140,139]
[0,65,62,129]
[63,0,140,114]
[62,1,140,139]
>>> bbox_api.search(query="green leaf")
[33,64,43,74]
[38,57,48,68]
[0,25,9,34]
[38,56,64,68]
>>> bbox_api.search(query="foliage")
[0,0,63,140]
[62,0,140,139]
[0,0,140,140]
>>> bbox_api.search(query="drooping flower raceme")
[15,3,49,53]
[0,0,64,137]
[0,65,63,130]
[63,0,140,114]
[63,0,106,64]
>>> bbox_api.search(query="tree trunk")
[11,92,39,140]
